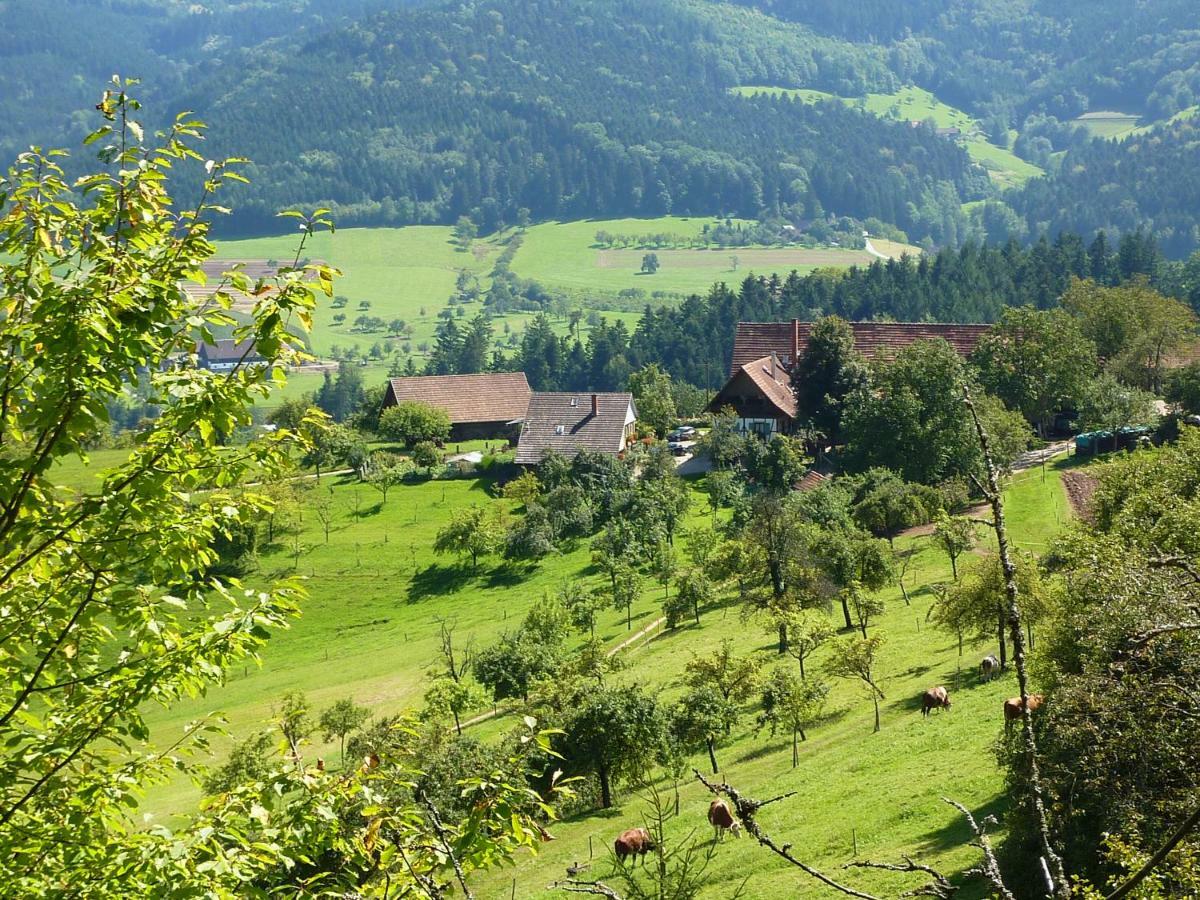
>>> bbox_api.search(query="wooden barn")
[382,372,533,442]
[710,319,991,435]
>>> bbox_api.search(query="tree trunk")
[778,620,789,654]
[859,617,868,639]
[898,577,910,606]
[997,610,1007,670]
[840,595,853,630]
[598,764,613,809]
[707,738,719,775]
[798,655,806,680]
[950,554,959,581]
[693,600,700,626]
[872,694,880,733]
[958,632,963,656]
[626,603,631,630]
[792,728,799,768]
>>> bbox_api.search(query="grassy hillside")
[734,85,1043,189]
[214,219,896,377]
[116,442,1073,896]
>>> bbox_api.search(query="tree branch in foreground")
[693,769,881,900]
[549,879,624,899]
[843,855,956,898]
[942,798,1014,900]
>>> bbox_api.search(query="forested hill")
[738,0,1200,124]
[173,0,982,238]
[0,0,409,164]
[5,0,1200,251]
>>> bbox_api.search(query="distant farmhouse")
[711,319,990,436]
[197,338,266,372]
[382,372,532,442]
[515,392,637,465]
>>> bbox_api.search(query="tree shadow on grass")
[406,563,472,601]
[913,793,1009,856]
[354,500,385,519]
[485,565,532,589]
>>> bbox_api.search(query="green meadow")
[733,84,1044,189]
[99,432,1076,897]
[213,216,901,378]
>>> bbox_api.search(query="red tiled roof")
[515,392,636,464]
[730,320,991,375]
[739,355,797,419]
[384,373,532,425]
[796,470,828,492]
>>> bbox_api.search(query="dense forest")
[3,0,1200,250]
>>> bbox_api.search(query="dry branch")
[843,855,957,898]
[550,878,625,899]
[693,769,882,900]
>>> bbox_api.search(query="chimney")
[769,352,777,378]
[591,393,599,416]
[791,319,800,366]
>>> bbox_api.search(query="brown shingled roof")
[384,373,532,425]
[730,320,991,375]
[739,355,798,419]
[515,392,636,465]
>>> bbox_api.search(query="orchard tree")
[851,471,940,547]
[364,452,410,507]
[319,698,370,762]
[791,315,869,442]
[275,692,312,760]
[826,635,887,733]
[379,400,451,447]
[640,252,660,274]
[561,686,666,808]
[670,686,736,775]
[628,363,677,437]
[561,583,604,637]
[757,667,829,767]
[933,511,976,581]
[684,639,760,720]
[669,569,716,628]
[412,440,442,474]
[501,469,542,508]
[972,306,1096,436]
[779,610,834,680]
[1077,372,1160,452]
[433,505,504,571]
[423,677,484,735]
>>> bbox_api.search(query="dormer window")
[555,425,566,435]
[570,397,578,407]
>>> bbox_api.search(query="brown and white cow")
[614,827,655,864]
[980,654,1000,681]
[707,798,742,842]
[1003,693,1044,729]
[922,686,952,717]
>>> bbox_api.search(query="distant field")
[868,238,922,258]
[594,246,875,270]
[734,84,1044,188]
[214,217,910,374]
[1073,110,1141,139]
[512,217,900,298]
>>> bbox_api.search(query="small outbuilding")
[515,392,638,465]
[382,372,533,442]
[197,338,266,372]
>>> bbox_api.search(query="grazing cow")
[707,798,742,842]
[614,827,655,864]
[980,655,1000,681]
[922,686,952,717]
[1003,694,1044,730]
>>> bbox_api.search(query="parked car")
[668,440,689,456]
[667,426,696,442]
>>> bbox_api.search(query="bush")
[379,401,451,447]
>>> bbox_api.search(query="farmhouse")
[382,372,533,441]
[197,338,266,372]
[515,392,638,465]
[712,319,990,435]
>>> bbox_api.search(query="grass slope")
[116,447,1071,898]
[214,218,898,383]
[734,85,1043,189]
[476,463,1071,899]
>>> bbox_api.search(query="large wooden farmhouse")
[515,392,637,465]
[710,319,991,435]
[382,372,533,441]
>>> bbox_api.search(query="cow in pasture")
[922,686,952,717]
[1003,694,1044,730]
[980,654,1000,681]
[614,827,655,864]
[707,798,742,842]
